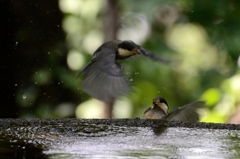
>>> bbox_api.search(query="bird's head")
[117,40,170,64]
[152,97,169,115]
[117,40,141,59]
[143,96,169,119]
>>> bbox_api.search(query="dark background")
[1,1,69,117]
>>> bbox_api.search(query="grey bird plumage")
[144,97,205,122]
[77,40,170,104]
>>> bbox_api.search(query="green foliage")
[201,72,240,123]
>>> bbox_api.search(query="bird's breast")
[144,109,166,119]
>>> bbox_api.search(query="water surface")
[0,119,240,158]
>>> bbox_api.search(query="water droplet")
[48,52,50,54]
[129,79,133,82]
[15,84,18,86]
[22,95,27,99]
[134,72,139,75]
[15,42,18,46]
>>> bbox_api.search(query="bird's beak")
[133,47,141,55]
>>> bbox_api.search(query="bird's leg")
[103,100,114,119]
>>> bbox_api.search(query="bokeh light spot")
[82,30,104,54]
[113,99,133,118]
[67,50,85,71]
[76,99,105,118]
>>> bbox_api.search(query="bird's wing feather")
[167,101,205,122]
[138,47,171,64]
[77,48,132,104]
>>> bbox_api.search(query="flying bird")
[143,96,205,122]
[77,40,170,104]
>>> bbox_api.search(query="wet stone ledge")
[0,118,240,159]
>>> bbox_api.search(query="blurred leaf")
[201,111,227,123]
[201,88,221,107]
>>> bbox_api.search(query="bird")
[143,97,205,122]
[77,40,170,105]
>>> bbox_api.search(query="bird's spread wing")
[77,49,132,104]
[138,47,171,64]
[167,101,205,122]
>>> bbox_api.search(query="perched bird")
[77,40,169,105]
[143,97,205,122]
